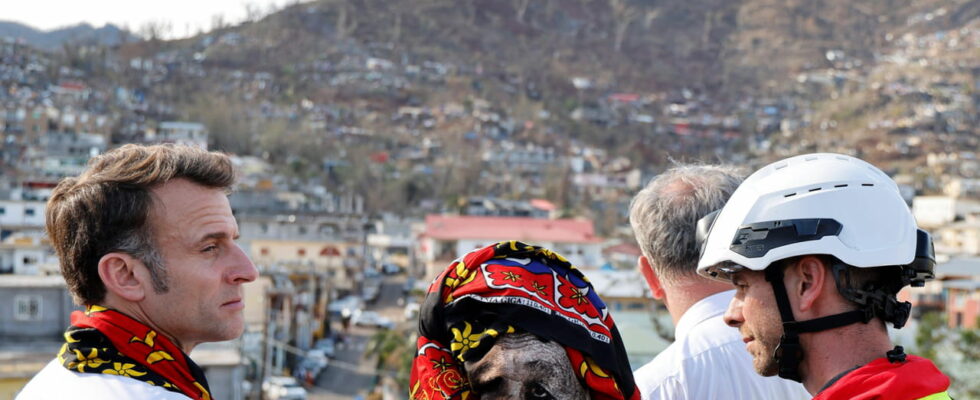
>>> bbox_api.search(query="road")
[310,274,408,400]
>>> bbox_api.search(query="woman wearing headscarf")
[410,241,640,400]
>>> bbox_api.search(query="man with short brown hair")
[18,144,257,400]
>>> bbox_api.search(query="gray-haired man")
[629,165,809,400]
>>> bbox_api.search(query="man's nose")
[229,243,258,283]
[724,297,744,328]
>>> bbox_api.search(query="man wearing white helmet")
[696,153,951,400]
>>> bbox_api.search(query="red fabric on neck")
[70,307,212,400]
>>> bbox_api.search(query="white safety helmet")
[697,153,925,281]
[694,153,935,382]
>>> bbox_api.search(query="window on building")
[25,208,35,216]
[318,225,336,235]
[298,248,307,257]
[0,207,5,215]
[14,295,42,321]
[23,256,37,265]
[956,312,963,328]
[260,248,270,256]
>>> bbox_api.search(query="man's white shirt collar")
[673,289,733,339]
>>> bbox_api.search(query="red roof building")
[421,215,604,278]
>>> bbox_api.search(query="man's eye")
[202,245,218,253]
[527,383,554,400]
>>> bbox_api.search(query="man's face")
[463,333,590,400]
[140,178,257,351]
[724,269,783,377]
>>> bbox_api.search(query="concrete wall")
[0,285,76,339]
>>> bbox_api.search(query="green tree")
[366,329,414,389]
[915,311,946,361]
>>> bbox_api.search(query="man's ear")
[790,255,828,313]
[638,255,666,300]
[98,252,147,302]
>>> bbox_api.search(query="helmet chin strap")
[764,266,867,382]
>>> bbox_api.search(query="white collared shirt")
[633,290,811,400]
[17,359,191,400]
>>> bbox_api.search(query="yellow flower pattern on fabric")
[85,304,108,315]
[57,344,69,364]
[193,382,212,400]
[531,281,548,296]
[130,331,157,347]
[444,260,478,303]
[146,350,176,364]
[450,322,498,361]
[64,331,81,343]
[69,348,111,372]
[579,356,611,379]
[103,362,147,378]
[431,356,453,372]
[569,287,588,305]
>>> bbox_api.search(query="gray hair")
[629,164,743,284]
[113,229,169,293]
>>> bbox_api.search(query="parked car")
[351,310,394,329]
[328,295,363,318]
[262,376,307,400]
[313,337,336,358]
[294,348,329,383]
[305,349,329,368]
[363,267,381,279]
[381,262,402,275]
[361,281,382,303]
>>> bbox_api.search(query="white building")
[913,196,957,228]
[151,121,209,150]
[0,200,46,228]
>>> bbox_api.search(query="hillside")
[0,21,136,51]
[147,0,960,95]
[2,0,975,215]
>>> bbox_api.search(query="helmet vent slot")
[775,162,788,170]
[809,187,822,192]
[835,184,848,188]
[862,183,874,187]
[784,192,797,198]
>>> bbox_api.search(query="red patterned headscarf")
[410,241,639,400]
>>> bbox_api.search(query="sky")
[3,0,300,39]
